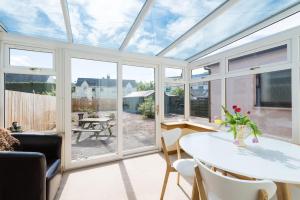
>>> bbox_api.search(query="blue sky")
[165,0,300,60]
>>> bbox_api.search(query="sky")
[1,0,300,68]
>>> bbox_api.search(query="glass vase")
[236,125,247,147]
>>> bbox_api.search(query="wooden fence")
[5,90,56,131]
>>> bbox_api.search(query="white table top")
[180,132,300,184]
[79,117,110,122]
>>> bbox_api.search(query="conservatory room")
[1,0,300,200]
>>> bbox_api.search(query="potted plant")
[215,105,262,147]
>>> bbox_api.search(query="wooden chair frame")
[160,137,180,200]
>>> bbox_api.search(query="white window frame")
[1,42,60,132]
[4,44,56,74]
[189,26,300,144]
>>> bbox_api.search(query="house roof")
[5,74,53,83]
[124,90,154,98]
[75,78,137,87]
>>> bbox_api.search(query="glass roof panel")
[164,0,300,60]
[0,0,67,41]
[125,0,226,55]
[68,0,146,49]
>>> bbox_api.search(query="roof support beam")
[187,3,300,63]
[157,0,236,56]
[119,0,154,51]
[0,22,7,32]
[60,0,73,43]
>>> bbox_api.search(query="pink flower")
[233,140,239,145]
[252,137,259,143]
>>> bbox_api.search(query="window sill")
[253,106,292,111]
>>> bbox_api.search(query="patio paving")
[71,112,155,161]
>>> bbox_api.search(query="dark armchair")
[0,133,62,200]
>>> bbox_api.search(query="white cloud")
[10,55,32,66]
[0,0,66,39]
[69,0,144,48]
[126,0,225,54]
[166,0,299,59]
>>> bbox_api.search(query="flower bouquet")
[215,105,262,147]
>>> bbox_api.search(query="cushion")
[0,128,20,151]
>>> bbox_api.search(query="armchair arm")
[12,133,62,161]
[0,151,47,200]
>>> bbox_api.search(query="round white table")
[180,132,300,200]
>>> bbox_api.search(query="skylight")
[67,0,146,49]
[0,0,67,41]
[125,0,226,55]
[0,1,299,61]
[164,0,300,60]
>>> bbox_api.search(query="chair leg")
[160,169,170,200]
[177,172,180,185]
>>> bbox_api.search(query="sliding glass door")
[122,65,158,153]
[65,55,159,169]
[70,58,118,162]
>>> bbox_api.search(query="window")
[71,58,117,160]
[165,67,183,81]
[191,63,220,79]
[228,45,287,71]
[226,69,292,139]
[4,74,56,132]
[256,70,291,108]
[164,84,185,121]
[189,80,221,124]
[9,48,53,69]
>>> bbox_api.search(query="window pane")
[126,0,226,55]
[165,67,183,81]
[10,49,53,69]
[68,0,146,49]
[71,58,117,161]
[122,65,156,150]
[256,70,291,107]
[164,84,185,121]
[0,0,67,40]
[190,80,221,124]
[165,0,298,60]
[5,74,56,132]
[228,45,287,71]
[226,69,292,139]
[191,63,220,79]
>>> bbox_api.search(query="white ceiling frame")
[0,22,7,32]
[60,0,73,43]
[156,0,236,56]
[187,3,300,63]
[119,0,154,51]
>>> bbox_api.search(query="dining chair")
[160,128,195,200]
[194,158,277,200]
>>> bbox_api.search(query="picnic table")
[72,117,114,142]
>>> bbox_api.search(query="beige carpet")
[56,153,193,200]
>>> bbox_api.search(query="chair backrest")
[195,159,277,200]
[161,128,182,167]
[161,128,181,149]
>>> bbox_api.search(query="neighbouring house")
[123,90,154,113]
[72,75,137,100]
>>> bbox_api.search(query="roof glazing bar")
[187,3,300,63]
[60,0,73,43]
[156,0,236,57]
[119,0,154,51]
[0,22,7,32]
